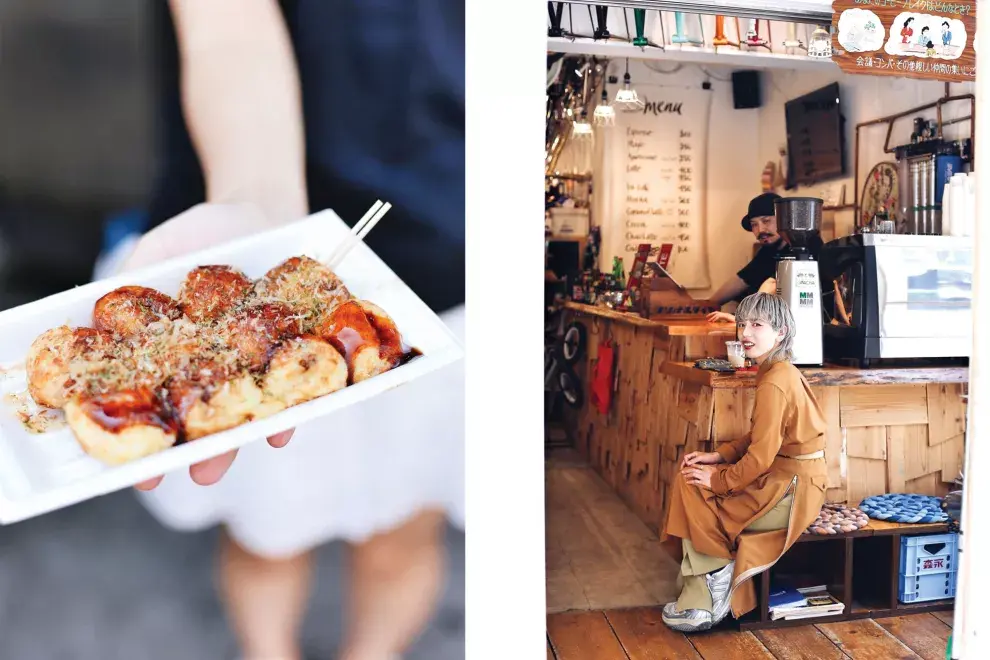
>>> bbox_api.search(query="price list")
[604,85,711,289]
[621,128,698,257]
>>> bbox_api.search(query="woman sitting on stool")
[662,292,828,632]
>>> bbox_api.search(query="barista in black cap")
[705,192,823,321]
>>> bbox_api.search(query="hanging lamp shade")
[633,9,648,47]
[572,108,594,138]
[548,2,564,38]
[808,26,833,58]
[713,16,729,46]
[594,88,615,126]
[593,5,610,40]
[613,60,644,111]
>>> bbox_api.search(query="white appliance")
[819,233,972,364]
[776,258,823,365]
[774,197,824,366]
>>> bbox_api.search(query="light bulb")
[572,119,594,137]
[613,74,644,110]
[594,90,614,126]
[594,104,615,126]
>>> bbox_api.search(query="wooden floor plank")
[930,609,954,628]
[688,630,775,660]
[604,608,703,660]
[545,459,679,612]
[547,611,629,660]
[875,614,951,660]
[754,626,850,660]
[817,620,921,660]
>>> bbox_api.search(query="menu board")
[602,84,712,290]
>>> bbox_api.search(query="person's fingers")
[267,429,294,448]
[189,449,239,486]
[134,475,164,491]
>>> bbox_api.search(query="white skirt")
[94,239,465,558]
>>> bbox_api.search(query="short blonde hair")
[735,292,795,364]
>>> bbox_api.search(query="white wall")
[586,57,975,299]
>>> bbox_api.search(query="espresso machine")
[818,233,972,366]
[774,197,824,366]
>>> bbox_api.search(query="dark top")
[148,0,465,314]
[735,236,823,301]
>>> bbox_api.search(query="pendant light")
[613,59,644,111]
[594,86,615,126]
[593,5,610,40]
[548,2,564,38]
[713,16,730,46]
[783,22,804,51]
[808,26,833,59]
[633,9,648,47]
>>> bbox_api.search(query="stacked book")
[769,585,845,621]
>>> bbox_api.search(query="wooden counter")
[561,303,969,538]
[661,361,969,388]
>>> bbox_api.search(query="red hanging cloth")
[591,339,616,415]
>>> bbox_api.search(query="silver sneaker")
[661,601,714,633]
[706,561,735,626]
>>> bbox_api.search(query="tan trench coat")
[663,360,829,618]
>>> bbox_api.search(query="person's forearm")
[709,276,747,307]
[169,0,308,225]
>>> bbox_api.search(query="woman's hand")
[120,202,298,491]
[680,451,724,470]
[706,311,735,324]
[682,465,716,490]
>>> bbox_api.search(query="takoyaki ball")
[64,388,178,465]
[166,361,264,441]
[355,300,405,365]
[219,302,302,371]
[26,326,112,408]
[314,300,394,384]
[178,265,253,323]
[257,335,348,417]
[125,316,210,386]
[93,286,184,338]
[254,256,351,329]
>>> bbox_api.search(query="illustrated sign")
[831,0,976,82]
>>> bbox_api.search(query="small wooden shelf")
[739,521,955,631]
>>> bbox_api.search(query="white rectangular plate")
[0,210,464,524]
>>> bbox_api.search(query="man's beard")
[758,233,775,243]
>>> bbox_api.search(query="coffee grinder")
[774,197,823,366]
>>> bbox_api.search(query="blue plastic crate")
[898,533,960,604]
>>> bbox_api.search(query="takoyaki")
[254,256,351,329]
[93,286,184,338]
[178,265,253,323]
[26,326,112,408]
[64,388,178,465]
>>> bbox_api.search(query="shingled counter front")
[560,302,969,537]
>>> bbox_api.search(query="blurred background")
[0,1,465,657]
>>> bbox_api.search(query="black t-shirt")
[147,1,465,314]
[735,237,823,300]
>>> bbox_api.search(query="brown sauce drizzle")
[398,348,423,366]
[81,388,178,435]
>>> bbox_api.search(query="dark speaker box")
[731,70,762,109]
